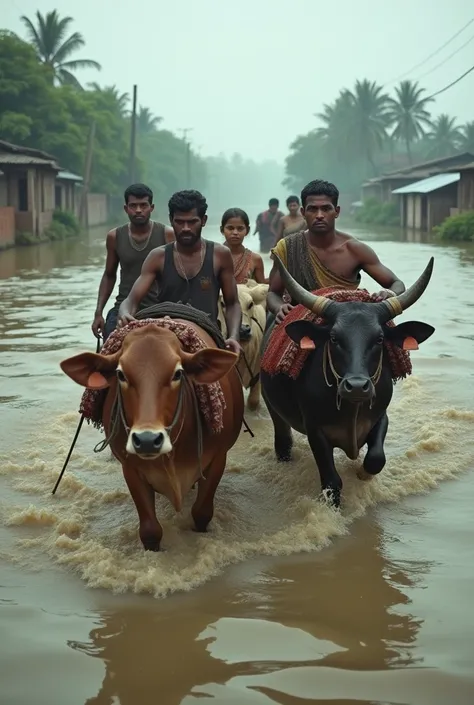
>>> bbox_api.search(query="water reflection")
[67,519,429,705]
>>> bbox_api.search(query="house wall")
[0,175,7,207]
[458,170,474,211]
[427,182,459,230]
[86,193,109,226]
[0,206,15,248]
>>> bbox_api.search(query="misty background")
[2,0,473,219]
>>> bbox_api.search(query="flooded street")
[1,221,474,705]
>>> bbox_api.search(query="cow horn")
[380,256,434,320]
[272,251,333,316]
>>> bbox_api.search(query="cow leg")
[359,412,389,481]
[122,466,163,551]
[307,428,342,507]
[263,393,293,461]
[247,378,261,411]
[191,452,226,532]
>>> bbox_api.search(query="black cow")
[261,254,435,506]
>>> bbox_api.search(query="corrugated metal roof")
[392,172,460,195]
[0,153,58,167]
[57,169,83,182]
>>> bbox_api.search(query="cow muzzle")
[128,429,171,458]
[338,375,375,403]
[239,323,252,341]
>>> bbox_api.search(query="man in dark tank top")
[117,190,242,354]
[91,183,175,341]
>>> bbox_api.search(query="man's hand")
[92,313,105,338]
[374,289,395,302]
[224,338,241,355]
[275,303,294,325]
[117,303,135,328]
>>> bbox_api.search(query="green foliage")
[52,208,81,234]
[433,211,474,242]
[285,76,473,198]
[354,198,400,226]
[0,31,207,202]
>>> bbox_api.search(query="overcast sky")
[4,0,474,163]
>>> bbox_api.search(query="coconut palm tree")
[425,114,463,159]
[458,121,474,154]
[346,79,391,174]
[315,90,355,164]
[386,80,433,164]
[88,84,129,116]
[21,10,100,89]
[137,107,162,135]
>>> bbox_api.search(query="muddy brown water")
[0,223,473,705]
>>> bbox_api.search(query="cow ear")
[60,351,120,388]
[285,321,330,350]
[385,321,435,350]
[181,348,238,384]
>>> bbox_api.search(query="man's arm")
[218,247,242,353]
[92,230,119,337]
[117,249,164,326]
[351,241,405,296]
[275,217,285,244]
[252,213,261,236]
[252,254,267,284]
[164,226,175,244]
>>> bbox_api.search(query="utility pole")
[179,127,193,188]
[128,84,138,184]
[79,119,96,229]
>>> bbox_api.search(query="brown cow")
[60,321,244,551]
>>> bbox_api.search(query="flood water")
[0,219,473,705]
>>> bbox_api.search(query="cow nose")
[340,376,373,401]
[131,430,165,454]
[239,324,252,340]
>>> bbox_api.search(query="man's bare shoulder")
[213,242,233,260]
[345,236,378,262]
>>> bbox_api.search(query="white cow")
[218,281,268,410]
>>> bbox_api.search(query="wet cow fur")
[60,322,244,551]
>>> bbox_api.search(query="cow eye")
[172,368,183,382]
[376,335,384,345]
[330,333,338,345]
[248,301,254,309]
[117,369,127,383]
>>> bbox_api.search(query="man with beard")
[91,183,175,341]
[118,189,241,354]
[268,179,406,324]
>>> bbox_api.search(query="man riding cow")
[260,253,435,506]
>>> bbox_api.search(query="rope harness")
[93,369,206,478]
[322,341,384,411]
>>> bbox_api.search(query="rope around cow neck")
[93,370,205,478]
[322,341,384,411]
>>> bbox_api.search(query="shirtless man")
[253,198,284,253]
[275,195,306,243]
[91,183,174,340]
[268,179,405,324]
[117,189,241,354]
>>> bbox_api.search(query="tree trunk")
[405,138,412,164]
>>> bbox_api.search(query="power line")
[426,64,474,100]
[384,17,474,85]
[415,32,474,81]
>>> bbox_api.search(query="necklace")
[128,221,154,251]
[174,241,206,280]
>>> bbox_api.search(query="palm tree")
[21,10,100,89]
[316,90,355,164]
[137,106,162,135]
[346,79,391,174]
[386,81,433,164]
[88,84,129,116]
[425,114,462,159]
[458,121,474,154]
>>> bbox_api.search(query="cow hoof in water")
[275,437,293,462]
[142,539,162,552]
[356,466,375,482]
[320,487,341,509]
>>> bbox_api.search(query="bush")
[434,211,474,242]
[52,209,81,235]
[354,198,400,226]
